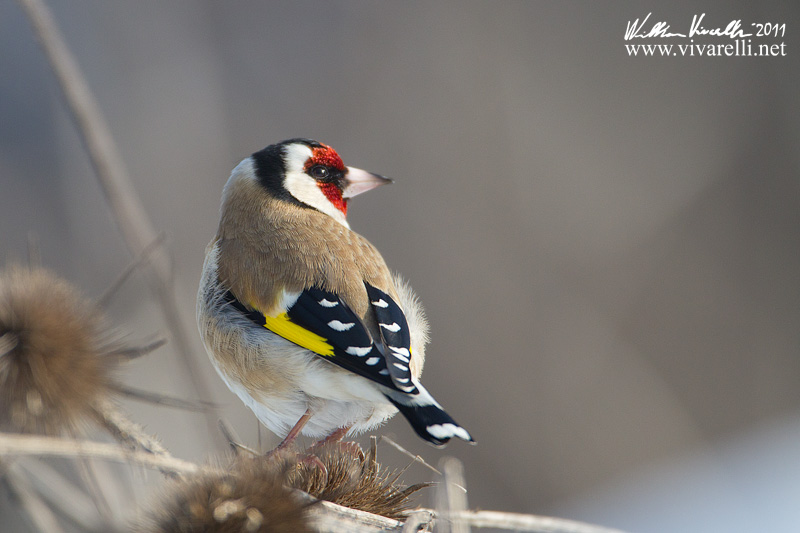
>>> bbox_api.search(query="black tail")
[384,384,474,446]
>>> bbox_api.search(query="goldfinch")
[197,139,473,446]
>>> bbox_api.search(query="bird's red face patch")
[317,182,347,216]
[305,145,345,172]
[304,145,347,216]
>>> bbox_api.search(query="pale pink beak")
[342,166,393,198]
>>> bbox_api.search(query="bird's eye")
[310,165,329,180]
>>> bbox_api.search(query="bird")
[197,138,473,447]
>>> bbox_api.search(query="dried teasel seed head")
[289,443,430,520]
[0,266,115,434]
[145,456,311,533]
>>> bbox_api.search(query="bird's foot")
[305,425,364,460]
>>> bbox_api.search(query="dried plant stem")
[110,338,168,362]
[0,433,200,476]
[218,419,260,456]
[14,0,222,449]
[16,458,106,532]
[1,433,627,532]
[73,454,114,526]
[295,491,407,533]
[442,510,628,533]
[112,384,214,412]
[379,435,441,476]
[436,457,471,533]
[95,232,166,308]
[1,460,66,533]
[91,399,184,479]
[402,510,435,533]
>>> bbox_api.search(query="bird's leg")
[274,408,313,451]
[266,409,328,479]
[311,425,351,447]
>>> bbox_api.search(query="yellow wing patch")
[262,312,335,357]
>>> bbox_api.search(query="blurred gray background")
[1,1,799,531]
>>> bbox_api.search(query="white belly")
[208,342,399,439]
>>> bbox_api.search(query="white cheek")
[282,171,349,227]
[282,143,349,227]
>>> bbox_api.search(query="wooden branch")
[14,0,222,449]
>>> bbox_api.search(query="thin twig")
[68,425,116,526]
[91,398,185,479]
[218,419,260,456]
[379,435,441,476]
[1,460,66,533]
[0,433,201,476]
[73,454,114,526]
[111,384,216,412]
[14,0,222,450]
[108,338,167,362]
[442,510,629,533]
[17,458,107,532]
[96,231,166,307]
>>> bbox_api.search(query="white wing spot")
[380,322,401,332]
[328,320,355,331]
[425,424,471,441]
[393,362,408,371]
[345,346,372,356]
[453,427,472,441]
[395,377,410,383]
[366,357,381,366]
[389,346,410,362]
[426,423,457,440]
[319,299,338,307]
[371,299,389,308]
[379,369,390,375]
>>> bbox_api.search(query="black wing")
[223,284,417,394]
[364,284,418,394]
